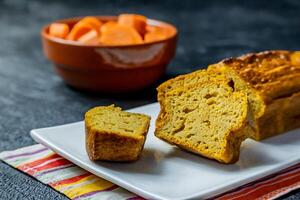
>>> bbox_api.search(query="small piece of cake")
[155,70,249,164]
[85,105,151,161]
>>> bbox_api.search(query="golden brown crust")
[221,50,300,103]
[86,125,148,161]
[216,50,300,140]
[256,91,300,139]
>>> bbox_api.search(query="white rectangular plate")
[31,103,300,200]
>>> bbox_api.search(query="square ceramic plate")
[31,103,300,200]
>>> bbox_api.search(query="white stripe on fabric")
[0,144,44,159]
[39,166,88,184]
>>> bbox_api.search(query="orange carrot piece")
[79,17,103,33]
[118,14,147,36]
[49,23,70,39]
[100,23,143,45]
[146,25,158,33]
[67,17,103,41]
[100,21,118,32]
[144,25,168,43]
[67,22,94,41]
[77,30,99,45]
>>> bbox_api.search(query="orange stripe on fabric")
[20,158,71,175]
[17,153,59,170]
[30,158,71,172]
[214,164,300,200]
[218,166,300,199]
[236,169,300,199]
[263,181,300,199]
[232,173,300,200]
[50,173,91,187]
[54,174,112,192]
[218,168,300,200]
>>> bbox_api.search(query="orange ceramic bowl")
[41,16,177,92]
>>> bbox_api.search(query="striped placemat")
[0,144,300,200]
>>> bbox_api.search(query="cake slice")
[155,70,248,164]
[85,105,151,161]
[155,50,300,163]
[209,50,300,140]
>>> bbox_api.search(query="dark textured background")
[0,0,300,199]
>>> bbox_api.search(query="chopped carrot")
[144,25,168,43]
[77,30,99,45]
[49,23,70,39]
[146,25,158,33]
[67,22,94,41]
[100,23,143,45]
[100,21,118,33]
[79,16,103,33]
[67,17,102,41]
[49,15,163,46]
[118,14,147,36]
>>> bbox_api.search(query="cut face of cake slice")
[155,71,248,164]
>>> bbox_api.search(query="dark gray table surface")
[1,0,300,199]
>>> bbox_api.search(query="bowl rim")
[41,15,178,48]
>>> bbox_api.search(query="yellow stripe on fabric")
[63,179,115,199]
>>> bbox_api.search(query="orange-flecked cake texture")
[155,70,249,164]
